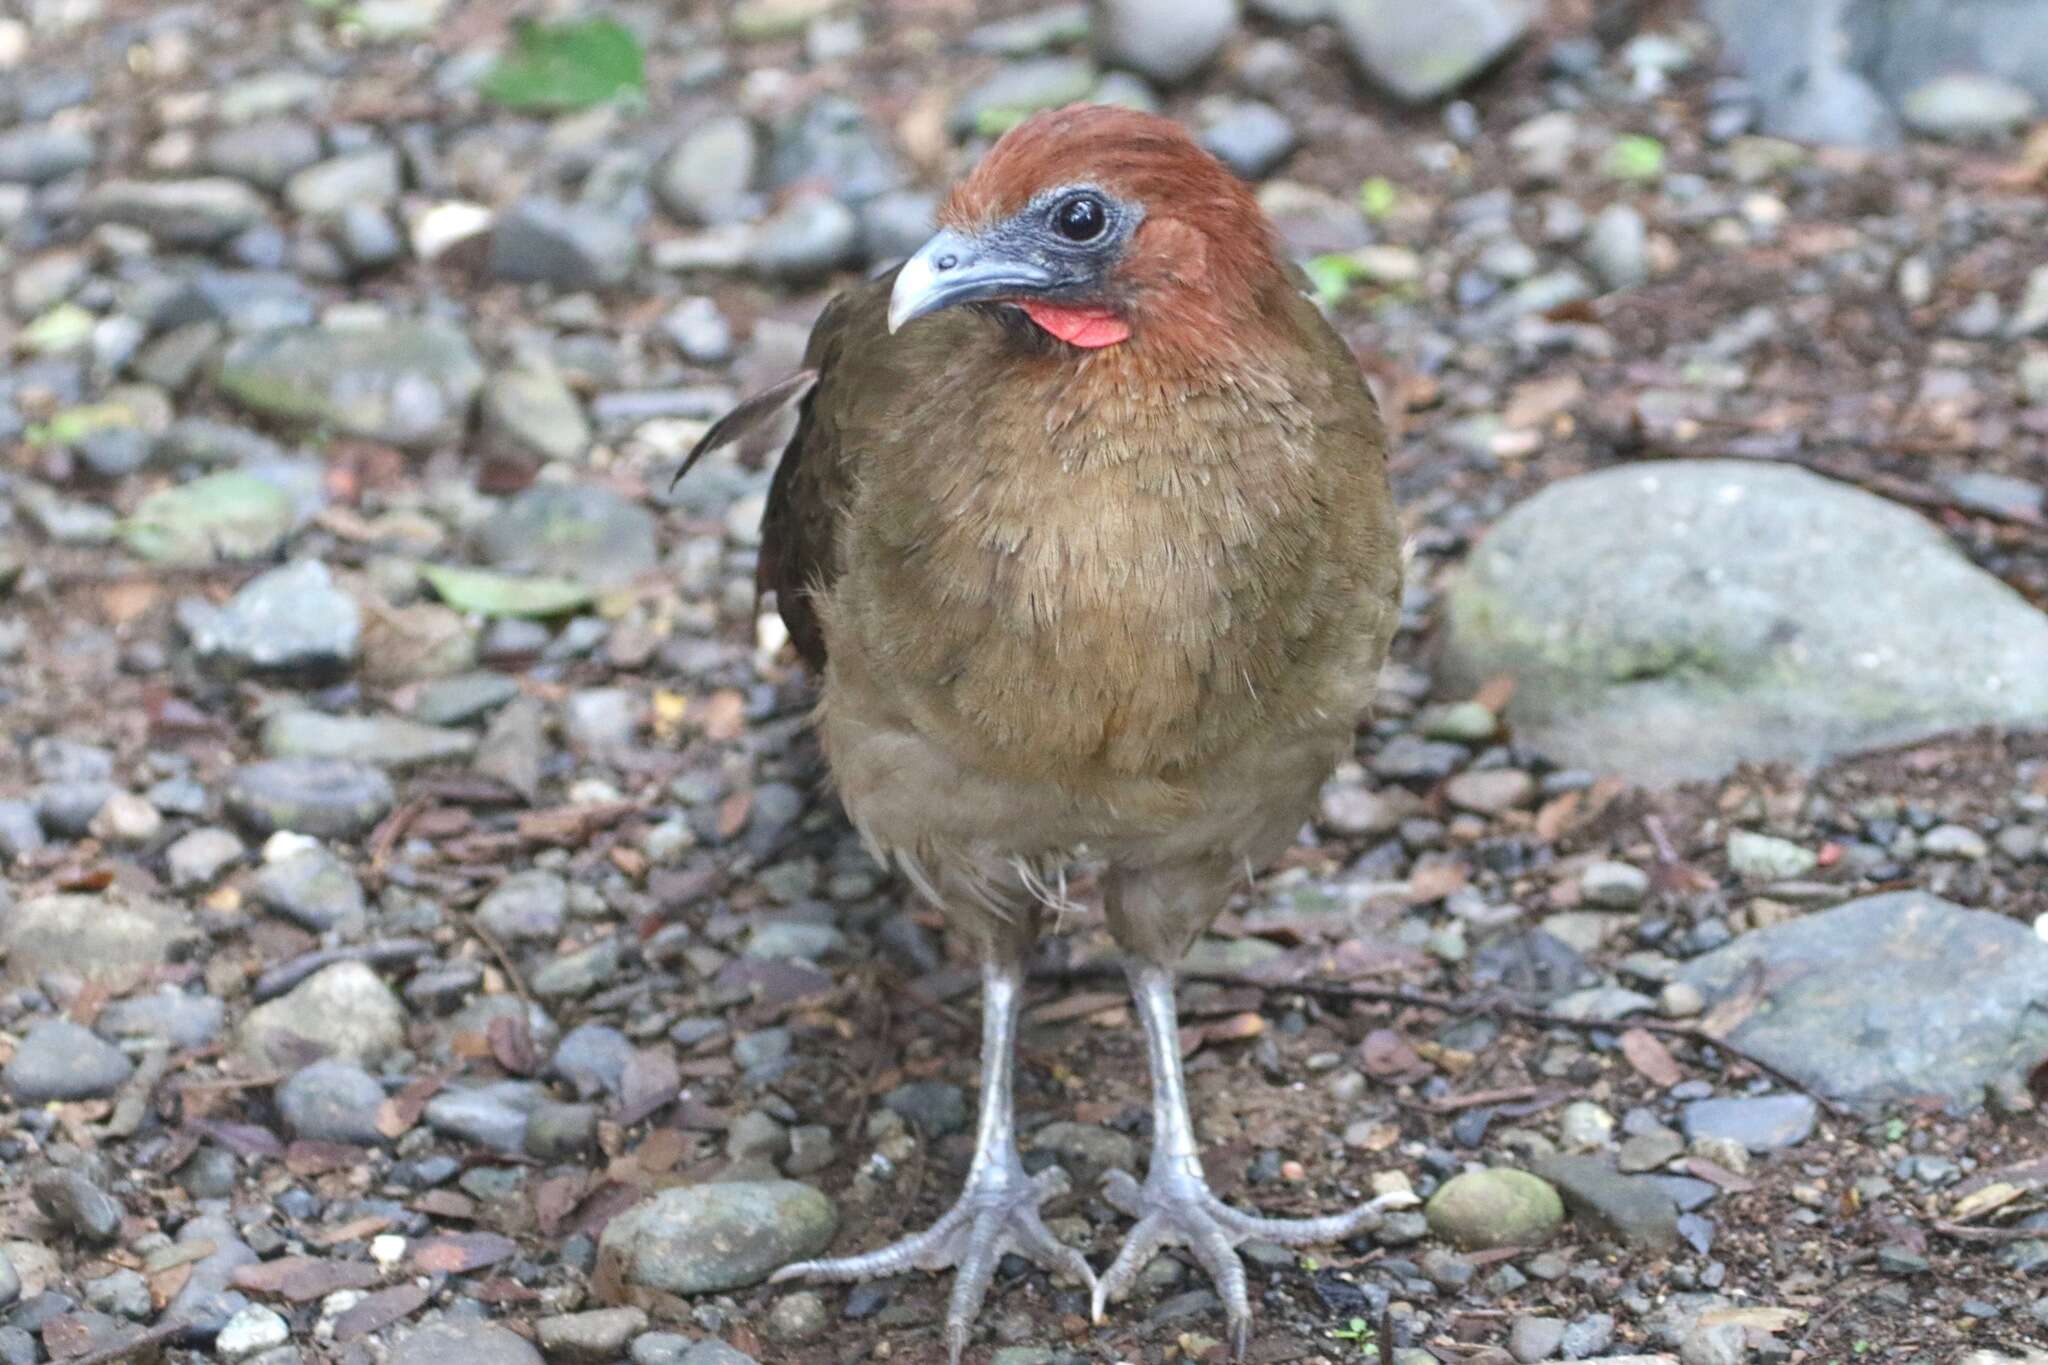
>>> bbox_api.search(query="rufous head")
[887,105,1291,354]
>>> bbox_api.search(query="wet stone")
[275,1059,387,1144]
[252,847,366,931]
[5,1020,134,1102]
[30,1172,121,1245]
[597,1182,838,1294]
[226,758,394,838]
[1679,1095,1817,1152]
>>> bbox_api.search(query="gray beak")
[887,228,1057,333]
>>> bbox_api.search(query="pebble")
[1509,1317,1566,1364]
[239,962,408,1068]
[535,1308,647,1362]
[1681,1095,1817,1151]
[5,1020,134,1102]
[204,120,322,190]
[1921,823,1988,860]
[1579,860,1648,909]
[478,870,570,942]
[215,1306,290,1360]
[1423,1169,1563,1250]
[252,848,366,930]
[390,1321,543,1365]
[276,1059,388,1144]
[285,147,401,216]
[1445,768,1535,814]
[764,1292,829,1342]
[657,116,761,227]
[1559,1313,1614,1358]
[1198,101,1296,179]
[165,827,245,888]
[1725,830,1816,880]
[1584,202,1648,290]
[748,193,860,283]
[1529,1154,1679,1250]
[1332,0,1532,103]
[31,1171,122,1245]
[424,1081,545,1154]
[84,177,269,247]
[1094,0,1238,84]
[1900,73,2036,141]
[883,1080,969,1136]
[226,758,395,837]
[597,1182,837,1294]
[491,198,637,290]
[82,1270,148,1321]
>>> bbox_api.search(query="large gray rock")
[1677,893,2048,1110]
[217,319,484,449]
[239,962,407,1068]
[84,178,269,247]
[182,560,360,676]
[1331,0,1531,104]
[597,1182,837,1294]
[1,893,195,988]
[1440,461,2048,782]
[1092,0,1238,85]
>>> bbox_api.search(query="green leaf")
[420,563,595,618]
[1305,253,1370,309]
[1605,134,1666,181]
[23,303,96,356]
[120,473,296,565]
[480,17,646,113]
[1357,176,1398,221]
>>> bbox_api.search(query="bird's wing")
[674,270,897,672]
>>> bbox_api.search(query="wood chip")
[333,1283,430,1342]
[1619,1027,1683,1088]
[410,1231,518,1275]
[232,1257,380,1302]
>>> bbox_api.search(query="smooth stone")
[217,318,483,450]
[1424,1169,1564,1250]
[252,848,366,931]
[84,178,268,247]
[477,484,655,588]
[276,1059,387,1144]
[536,1308,647,1363]
[1678,893,2048,1109]
[6,1020,134,1103]
[1438,460,2048,782]
[390,1320,542,1365]
[96,989,226,1050]
[1092,0,1237,84]
[490,198,637,290]
[597,1182,837,1294]
[238,962,407,1068]
[1528,1154,1680,1249]
[165,828,246,889]
[480,367,591,464]
[284,147,402,216]
[260,710,476,771]
[225,759,394,838]
[184,561,359,676]
[1680,1095,1818,1151]
[203,120,322,190]
[1330,0,1531,103]
[477,870,570,942]
[655,116,760,227]
[0,893,195,988]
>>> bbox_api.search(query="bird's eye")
[1052,194,1107,243]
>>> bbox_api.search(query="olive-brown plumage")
[685,105,1403,1361]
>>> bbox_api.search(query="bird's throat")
[1019,301,1130,349]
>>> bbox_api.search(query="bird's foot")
[772,1161,1095,1365]
[1093,1166,1413,1359]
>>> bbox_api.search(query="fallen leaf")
[333,1283,430,1341]
[412,1190,478,1220]
[1950,1181,2023,1222]
[1359,1028,1429,1081]
[1028,991,1129,1026]
[488,1013,540,1076]
[1619,1028,1682,1088]
[411,1231,519,1275]
[233,1257,380,1301]
[616,1048,681,1126]
[377,1073,446,1139]
[286,1140,366,1176]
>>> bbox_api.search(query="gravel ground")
[0,1,2045,1364]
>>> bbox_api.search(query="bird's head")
[888,105,1290,355]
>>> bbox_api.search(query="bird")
[676,104,1405,1362]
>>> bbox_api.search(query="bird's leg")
[1093,961,1411,1358]
[772,949,1095,1364]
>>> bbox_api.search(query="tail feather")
[669,368,819,491]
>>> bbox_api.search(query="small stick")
[252,939,435,1002]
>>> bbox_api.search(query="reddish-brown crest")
[942,105,1293,359]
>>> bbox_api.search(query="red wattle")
[1019,301,1130,349]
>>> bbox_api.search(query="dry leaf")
[333,1283,430,1341]
[1950,1181,2023,1222]
[410,1231,518,1275]
[232,1257,380,1301]
[1619,1028,1682,1088]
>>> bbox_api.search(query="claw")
[773,1162,1095,1363]
[1095,1167,1405,1360]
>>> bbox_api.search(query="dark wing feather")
[675,271,897,672]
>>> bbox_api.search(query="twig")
[468,921,532,1006]
[252,939,436,1002]
[1030,965,1853,1117]
[1930,1220,2046,1244]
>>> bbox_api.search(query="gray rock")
[1331,0,1532,103]
[1679,892,2048,1108]
[32,1171,121,1245]
[225,758,394,837]
[477,870,570,942]
[857,190,938,264]
[1584,203,1648,290]
[218,318,484,450]
[1769,64,1902,148]
[413,673,520,726]
[0,802,45,860]
[883,1080,968,1136]
[661,296,736,365]
[1440,461,2048,782]
[1579,861,1648,909]
[480,367,591,464]
[0,122,95,184]
[1900,73,2035,141]
[656,116,761,227]
[184,561,360,676]
[1198,101,1297,179]
[391,1321,542,1365]
[564,688,642,749]
[96,989,225,1050]
[34,779,114,836]
[597,1182,837,1294]
[164,827,244,890]
[238,961,407,1068]
[203,120,323,191]
[253,848,366,930]
[84,178,268,247]
[214,1306,289,1360]
[1726,830,1816,880]
[491,198,637,289]
[477,484,656,588]
[82,1269,149,1320]
[952,58,1099,137]
[1680,1322,1747,1365]
[676,1346,757,1365]
[531,938,623,998]
[424,1081,544,1154]
[1,892,195,987]
[1528,1154,1680,1249]
[6,1020,134,1102]
[335,203,405,270]
[166,1213,258,1339]
[1092,0,1236,84]
[766,96,903,205]
[1030,1121,1137,1182]
[1424,1169,1564,1250]
[284,147,402,216]
[970,4,1091,55]
[536,1309,647,1363]
[550,1023,635,1099]
[121,471,298,566]
[276,1059,387,1144]
[261,710,477,771]
[749,194,860,284]
[1681,1095,1817,1151]
[1509,1317,1565,1364]
[525,1101,599,1159]
[1559,1313,1614,1359]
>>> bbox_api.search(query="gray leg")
[772,951,1095,1364]
[1094,962,1412,1359]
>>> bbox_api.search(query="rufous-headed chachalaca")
[679,104,1404,1362]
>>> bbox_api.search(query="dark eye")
[1053,194,1107,243]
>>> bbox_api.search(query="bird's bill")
[887,228,1057,333]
